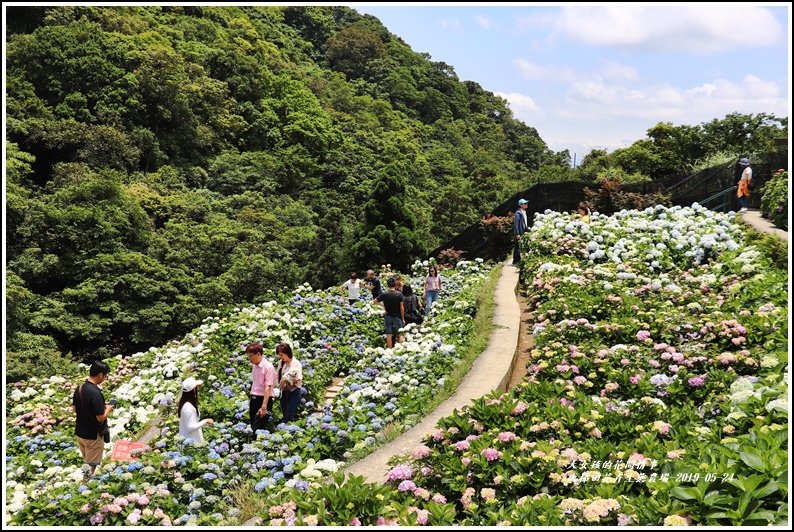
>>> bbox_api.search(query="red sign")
[111,440,147,462]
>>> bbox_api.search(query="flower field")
[257,204,789,525]
[4,260,495,525]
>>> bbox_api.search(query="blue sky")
[353,4,791,163]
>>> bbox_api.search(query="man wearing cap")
[513,198,529,264]
[246,342,276,432]
[737,158,752,212]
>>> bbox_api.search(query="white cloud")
[556,5,783,53]
[560,75,787,122]
[474,15,493,30]
[440,18,463,32]
[599,61,640,82]
[514,59,577,83]
[494,91,542,118]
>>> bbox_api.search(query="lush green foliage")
[760,169,788,230]
[6,6,557,358]
[574,113,787,182]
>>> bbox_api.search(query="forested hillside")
[6,6,563,361]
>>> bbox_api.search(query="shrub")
[760,169,788,229]
[437,247,464,267]
[584,177,671,215]
[480,213,514,260]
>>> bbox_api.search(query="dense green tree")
[5,5,553,358]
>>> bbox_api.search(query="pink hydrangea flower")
[398,480,417,492]
[412,445,431,459]
[483,448,503,461]
[455,440,470,452]
[498,432,517,443]
[387,464,414,482]
[636,330,651,341]
[511,401,529,415]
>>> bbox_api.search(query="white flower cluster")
[296,458,341,480]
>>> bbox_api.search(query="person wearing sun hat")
[736,157,752,212]
[178,376,213,442]
[513,198,529,264]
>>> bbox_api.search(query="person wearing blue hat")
[513,199,529,264]
[737,158,752,212]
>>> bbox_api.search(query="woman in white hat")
[178,377,214,442]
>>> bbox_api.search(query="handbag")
[79,384,111,443]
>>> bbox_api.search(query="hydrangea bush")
[5,259,495,525]
[257,204,787,526]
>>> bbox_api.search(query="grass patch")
[433,262,504,405]
[228,481,266,525]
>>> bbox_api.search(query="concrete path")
[740,209,788,241]
[343,260,521,484]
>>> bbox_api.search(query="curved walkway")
[343,260,521,484]
[740,209,788,241]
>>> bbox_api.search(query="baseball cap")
[181,376,204,392]
[518,199,528,205]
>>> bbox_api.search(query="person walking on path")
[424,266,442,314]
[374,277,405,348]
[737,157,753,212]
[341,272,363,304]
[72,358,114,477]
[246,342,276,432]
[364,270,383,299]
[275,343,303,423]
[178,377,213,443]
[513,198,529,264]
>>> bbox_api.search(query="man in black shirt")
[374,277,405,348]
[72,359,114,475]
[365,269,383,299]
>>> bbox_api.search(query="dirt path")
[507,291,533,390]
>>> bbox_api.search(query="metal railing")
[698,186,737,213]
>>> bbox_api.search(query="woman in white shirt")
[178,377,214,442]
[275,343,303,422]
[341,272,363,304]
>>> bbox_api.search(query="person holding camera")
[72,358,114,476]
[178,377,214,443]
[275,343,303,423]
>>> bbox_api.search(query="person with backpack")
[72,358,114,477]
[402,284,424,325]
[513,198,529,264]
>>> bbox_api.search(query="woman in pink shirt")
[423,266,442,314]
[246,343,276,432]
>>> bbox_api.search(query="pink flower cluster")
[482,448,503,461]
[411,445,431,459]
[387,464,414,482]
[497,432,516,443]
